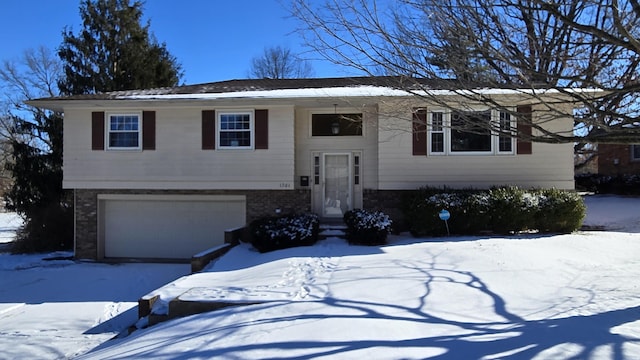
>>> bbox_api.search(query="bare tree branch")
[291,0,640,144]
[248,45,314,79]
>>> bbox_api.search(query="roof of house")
[34,76,522,101]
[28,76,586,113]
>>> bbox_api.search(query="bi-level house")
[30,77,575,261]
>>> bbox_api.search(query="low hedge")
[343,209,392,245]
[575,173,640,195]
[402,186,585,236]
[249,213,319,253]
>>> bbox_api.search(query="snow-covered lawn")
[0,215,189,359]
[1,195,639,359]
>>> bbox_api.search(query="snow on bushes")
[343,209,392,245]
[249,213,319,253]
[402,186,585,236]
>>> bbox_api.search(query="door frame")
[312,151,362,218]
[322,153,352,217]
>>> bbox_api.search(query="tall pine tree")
[3,0,181,253]
[58,0,182,95]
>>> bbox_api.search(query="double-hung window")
[498,111,515,153]
[107,113,141,150]
[429,111,445,154]
[218,111,253,149]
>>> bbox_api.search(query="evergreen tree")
[58,0,182,95]
[0,47,72,253]
[2,1,182,253]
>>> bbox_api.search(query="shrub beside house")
[402,187,585,236]
[576,143,640,195]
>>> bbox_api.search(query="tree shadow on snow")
[99,249,640,359]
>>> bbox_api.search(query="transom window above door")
[312,113,363,136]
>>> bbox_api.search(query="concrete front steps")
[318,222,347,240]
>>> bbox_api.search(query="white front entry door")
[322,154,352,217]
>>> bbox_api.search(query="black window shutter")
[516,105,532,155]
[91,111,105,150]
[202,110,216,150]
[255,109,269,149]
[412,108,427,156]
[142,111,156,150]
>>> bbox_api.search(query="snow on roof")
[27,76,602,109]
[117,85,411,100]
[115,86,583,100]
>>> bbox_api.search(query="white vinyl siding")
[60,98,574,192]
[63,106,294,189]
[378,103,574,190]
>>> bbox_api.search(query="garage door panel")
[103,197,246,259]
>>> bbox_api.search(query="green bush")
[402,186,585,236]
[402,187,490,236]
[534,189,586,233]
[488,186,536,234]
[249,213,319,253]
[343,209,392,245]
[10,202,74,254]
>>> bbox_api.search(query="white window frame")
[632,144,640,161]
[426,108,516,156]
[428,111,446,155]
[106,112,142,151]
[495,110,517,154]
[216,110,254,150]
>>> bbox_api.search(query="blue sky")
[0,0,353,85]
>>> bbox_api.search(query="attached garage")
[98,194,246,260]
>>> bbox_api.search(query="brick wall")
[74,189,311,260]
[598,144,640,176]
[363,189,411,232]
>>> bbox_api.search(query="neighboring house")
[30,77,575,261]
[597,143,640,176]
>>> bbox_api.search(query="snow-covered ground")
[0,215,189,360]
[1,195,639,359]
[0,212,22,246]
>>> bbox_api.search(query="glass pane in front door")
[324,154,350,217]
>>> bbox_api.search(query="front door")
[322,154,352,217]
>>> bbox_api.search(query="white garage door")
[101,195,246,259]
